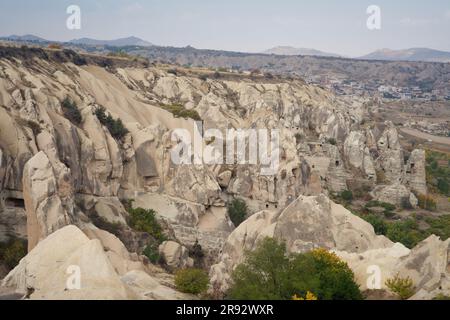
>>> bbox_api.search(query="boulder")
[1,225,136,299]
[159,241,194,270]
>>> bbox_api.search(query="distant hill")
[69,36,153,47]
[359,48,450,63]
[263,46,341,58]
[1,34,49,43]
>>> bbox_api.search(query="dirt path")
[400,128,450,146]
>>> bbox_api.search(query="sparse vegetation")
[365,200,396,217]
[416,194,437,211]
[90,212,122,238]
[227,198,248,227]
[361,214,388,235]
[386,219,426,249]
[61,97,82,125]
[385,274,415,300]
[340,190,354,203]
[143,243,160,264]
[94,106,129,140]
[189,240,205,268]
[160,104,202,121]
[0,237,27,270]
[426,150,450,196]
[175,268,209,295]
[425,215,450,241]
[127,207,166,243]
[228,238,362,300]
[16,118,42,136]
[294,133,303,144]
[326,138,337,145]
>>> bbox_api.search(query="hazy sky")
[1,0,449,56]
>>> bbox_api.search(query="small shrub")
[433,294,450,300]
[16,118,42,136]
[294,133,303,144]
[362,214,388,235]
[61,97,82,125]
[143,243,160,264]
[327,138,337,146]
[94,106,129,140]
[189,240,205,267]
[385,274,415,300]
[0,238,27,269]
[386,219,426,249]
[128,207,166,243]
[90,212,122,238]
[227,198,248,227]
[416,194,437,211]
[437,178,449,195]
[401,197,413,210]
[340,190,353,202]
[160,104,202,121]
[365,200,396,212]
[175,268,209,295]
[425,215,450,241]
[292,292,318,300]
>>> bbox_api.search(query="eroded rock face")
[22,152,72,251]
[371,183,418,208]
[405,149,427,196]
[344,131,376,181]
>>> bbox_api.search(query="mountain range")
[263,46,342,58]
[1,34,450,63]
[358,48,450,63]
[69,36,153,47]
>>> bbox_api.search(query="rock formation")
[0,47,437,300]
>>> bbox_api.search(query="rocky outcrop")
[1,225,194,300]
[405,149,427,195]
[371,183,418,208]
[337,235,450,299]
[344,131,376,181]
[22,152,72,251]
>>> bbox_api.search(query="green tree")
[175,268,209,295]
[228,238,362,300]
[227,198,248,227]
[61,97,82,125]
